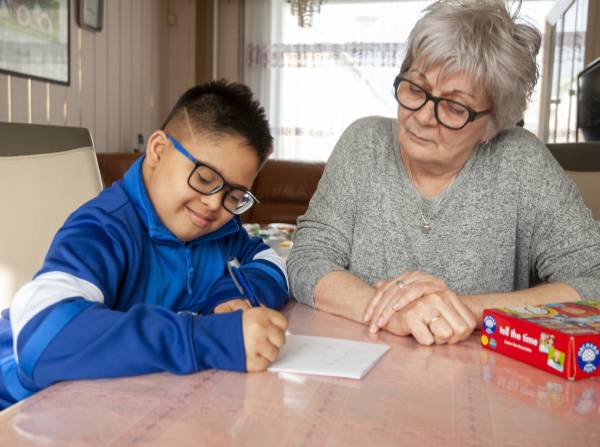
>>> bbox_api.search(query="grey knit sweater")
[287,116,600,306]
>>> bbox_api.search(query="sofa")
[96,153,144,189]
[96,153,325,225]
[243,159,325,224]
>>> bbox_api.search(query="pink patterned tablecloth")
[1,301,599,446]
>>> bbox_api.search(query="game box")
[481,300,600,381]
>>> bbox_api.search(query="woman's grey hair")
[400,0,541,130]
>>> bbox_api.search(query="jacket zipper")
[183,247,194,295]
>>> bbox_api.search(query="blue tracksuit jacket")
[0,157,289,409]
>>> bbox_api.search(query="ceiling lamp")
[287,0,325,28]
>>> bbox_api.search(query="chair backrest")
[547,142,600,220]
[0,122,103,309]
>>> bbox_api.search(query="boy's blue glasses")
[166,134,259,215]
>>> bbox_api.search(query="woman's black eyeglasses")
[393,75,491,130]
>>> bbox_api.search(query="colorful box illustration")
[481,300,600,381]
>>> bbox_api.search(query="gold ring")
[395,279,407,289]
[427,316,442,327]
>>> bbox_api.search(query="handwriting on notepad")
[268,334,390,379]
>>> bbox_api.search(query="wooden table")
[1,301,599,446]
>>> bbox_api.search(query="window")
[245,0,554,161]
[542,0,589,143]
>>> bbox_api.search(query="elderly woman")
[287,0,600,345]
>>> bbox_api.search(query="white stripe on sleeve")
[252,248,289,289]
[10,271,104,356]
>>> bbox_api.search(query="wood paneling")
[106,0,120,152]
[65,11,81,127]
[10,77,28,124]
[0,0,195,153]
[80,20,95,136]
[146,0,162,141]
[119,0,132,151]
[30,81,47,124]
[131,0,143,150]
[93,0,109,153]
[196,0,215,84]
[0,76,8,122]
[48,84,67,126]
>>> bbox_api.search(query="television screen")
[578,58,600,142]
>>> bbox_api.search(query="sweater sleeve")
[287,118,375,306]
[9,212,247,392]
[522,135,600,299]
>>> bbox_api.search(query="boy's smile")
[185,206,216,228]
[142,130,260,242]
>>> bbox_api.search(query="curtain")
[244,0,416,161]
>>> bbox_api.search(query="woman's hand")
[384,289,478,345]
[214,298,252,314]
[363,272,448,332]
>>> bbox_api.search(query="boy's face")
[142,130,260,242]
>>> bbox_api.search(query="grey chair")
[0,122,103,309]
[547,142,600,220]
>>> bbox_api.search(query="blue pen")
[227,257,261,307]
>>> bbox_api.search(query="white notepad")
[268,334,390,379]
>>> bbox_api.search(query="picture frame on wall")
[78,0,103,32]
[0,0,70,85]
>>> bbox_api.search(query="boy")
[0,81,289,409]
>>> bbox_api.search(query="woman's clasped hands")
[363,272,478,345]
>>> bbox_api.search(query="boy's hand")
[214,299,251,314]
[242,307,288,372]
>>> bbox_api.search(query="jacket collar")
[122,156,240,245]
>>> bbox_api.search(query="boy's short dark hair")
[162,80,273,163]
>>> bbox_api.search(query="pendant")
[421,223,431,235]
